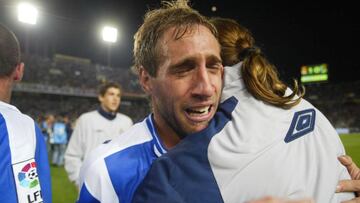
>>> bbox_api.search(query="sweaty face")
[99,87,121,113]
[149,25,223,137]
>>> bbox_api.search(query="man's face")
[143,25,223,137]
[99,87,121,113]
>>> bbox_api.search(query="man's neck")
[0,79,12,103]
[153,114,181,150]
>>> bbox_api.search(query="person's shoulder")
[0,101,34,125]
[116,112,133,123]
[84,118,152,162]
[116,112,132,119]
[285,98,340,143]
[78,110,98,120]
[109,119,152,148]
[0,101,21,115]
[291,98,325,120]
[0,102,39,163]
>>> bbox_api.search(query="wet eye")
[207,62,222,73]
[169,61,196,76]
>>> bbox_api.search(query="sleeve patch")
[12,158,43,203]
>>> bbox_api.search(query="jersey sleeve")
[34,124,52,203]
[0,114,18,203]
[78,156,119,203]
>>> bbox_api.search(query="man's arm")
[64,118,85,187]
[337,155,360,202]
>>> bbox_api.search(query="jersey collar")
[145,114,167,157]
[97,106,117,120]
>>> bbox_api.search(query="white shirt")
[64,110,133,185]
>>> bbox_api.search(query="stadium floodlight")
[17,2,38,25]
[102,26,118,43]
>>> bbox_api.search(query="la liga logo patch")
[13,158,43,203]
[18,161,39,188]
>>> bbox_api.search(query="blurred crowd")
[21,54,143,93]
[305,81,360,132]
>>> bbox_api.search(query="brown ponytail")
[210,17,304,109]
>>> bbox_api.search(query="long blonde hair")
[210,17,304,109]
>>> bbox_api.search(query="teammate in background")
[64,82,133,187]
[0,23,52,203]
[77,1,223,202]
[132,17,356,202]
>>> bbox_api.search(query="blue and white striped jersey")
[77,115,167,203]
[133,62,355,203]
[0,101,52,203]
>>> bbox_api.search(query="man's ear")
[221,65,224,80]
[139,66,153,94]
[98,94,103,103]
[13,62,24,82]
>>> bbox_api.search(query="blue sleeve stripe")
[0,113,18,203]
[77,183,101,203]
[34,124,52,203]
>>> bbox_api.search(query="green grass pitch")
[50,166,78,203]
[340,133,360,166]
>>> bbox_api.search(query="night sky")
[1,0,359,84]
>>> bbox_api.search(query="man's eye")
[207,63,222,72]
[171,66,194,76]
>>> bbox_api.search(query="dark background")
[1,0,359,84]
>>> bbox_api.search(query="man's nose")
[191,66,214,99]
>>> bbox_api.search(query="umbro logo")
[284,109,316,143]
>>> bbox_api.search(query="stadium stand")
[12,54,150,124]
[305,81,360,133]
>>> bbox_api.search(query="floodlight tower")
[17,2,38,54]
[102,26,118,68]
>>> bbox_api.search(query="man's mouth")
[185,105,213,117]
